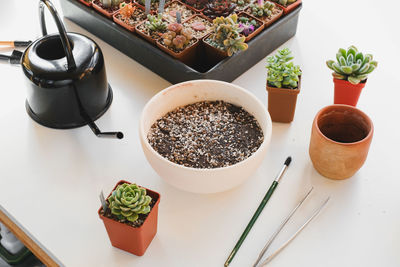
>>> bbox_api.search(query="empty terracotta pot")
[333,78,366,107]
[309,105,373,180]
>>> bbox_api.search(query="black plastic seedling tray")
[60,0,302,84]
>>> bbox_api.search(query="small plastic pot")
[266,77,301,123]
[245,5,283,28]
[157,38,199,65]
[182,14,213,40]
[98,180,161,256]
[238,12,265,42]
[78,0,92,7]
[135,21,166,44]
[113,3,145,32]
[275,0,302,14]
[162,0,197,23]
[92,0,121,19]
[333,77,366,107]
[202,35,228,64]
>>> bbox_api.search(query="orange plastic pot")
[78,0,92,7]
[309,105,373,180]
[156,38,199,65]
[333,78,366,107]
[266,77,300,123]
[92,2,115,18]
[202,35,228,65]
[275,0,302,14]
[113,3,145,32]
[98,180,161,256]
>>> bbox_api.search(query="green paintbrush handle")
[224,181,279,267]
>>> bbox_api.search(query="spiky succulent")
[209,13,248,56]
[145,14,167,32]
[270,0,296,6]
[326,46,377,85]
[266,48,301,89]
[248,0,275,18]
[108,183,152,223]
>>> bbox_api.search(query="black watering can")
[20,0,123,139]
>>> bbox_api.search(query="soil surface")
[183,15,213,39]
[148,100,264,169]
[163,2,195,23]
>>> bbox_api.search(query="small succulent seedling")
[266,48,301,89]
[162,23,193,50]
[119,3,135,19]
[239,16,257,36]
[208,13,248,56]
[145,14,167,32]
[108,183,152,222]
[248,0,275,18]
[326,45,377,84]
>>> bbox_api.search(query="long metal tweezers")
[253,187,330,266]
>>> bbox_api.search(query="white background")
[1,0,400,266]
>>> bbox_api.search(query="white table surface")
[1,0,400,266]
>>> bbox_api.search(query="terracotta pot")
[238,12,265,42]
[309,105,373,180]
[182,14,213,40]
[244,5,283,28]
[275,0,302,14]
[98,180,161,256]
[266,77,300,123]
[78,0,92,7]
[113,3,145,32]
[333,77,366,107]
[156,38,199,65]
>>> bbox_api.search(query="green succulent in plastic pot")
[266,48,301,89]
[108,183,152,222]
[326,45,377,85]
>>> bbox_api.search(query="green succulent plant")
[108,183,152,223]
[266,48,301,89]
[209,13,248,56]
[270,0,296,6]
[248,0,275,18]
[326,45,377,85]
[145,14,167,32]
[100,0,122,7]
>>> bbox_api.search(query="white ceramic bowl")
[139,80,272,194]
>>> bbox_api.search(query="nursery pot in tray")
[266,77,301,123]
[333,77,366,107]
[98,180,161,256]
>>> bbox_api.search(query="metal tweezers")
[253,187,330,267]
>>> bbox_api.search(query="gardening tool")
[253,190,330,266]
[4,0,123,139]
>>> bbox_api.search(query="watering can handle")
[39,0,76,70]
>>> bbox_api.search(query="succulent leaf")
[266,48,301,89]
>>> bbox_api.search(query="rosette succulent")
[108,183,152,222]
[266,48,301,89]
[326,45,378,84]
[208,13,248,56]
[238,16,257,36]
[203,0,236,19]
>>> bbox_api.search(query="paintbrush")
[0,41,32,47]
[224,156,292,267]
